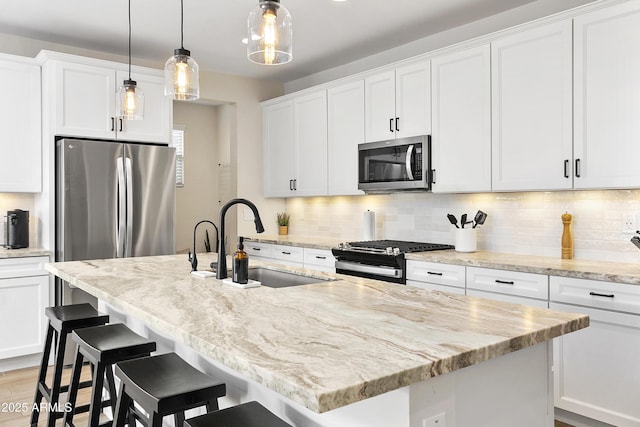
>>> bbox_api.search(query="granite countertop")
[244,235,339,250]
[407,250,640,285]
[0,247,51,259]
[46,254,587,413]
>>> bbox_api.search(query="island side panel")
[409,341,553,427]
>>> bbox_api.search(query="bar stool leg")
[104,365,118,415]
[30,325,54,426]
[88,362,107,427]
[174,411,185,427]
[150,412,163,427]
[63,347,84,427]
[205,399,219,412]
[112,382,132,427]
[46,329,69,427]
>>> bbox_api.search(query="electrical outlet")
[423,412,446,427]
[622,214,637,234]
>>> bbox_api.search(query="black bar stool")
[112,352,226,427]
[31,303,109,427]
[184,401,293,427]
[64,323,157,427]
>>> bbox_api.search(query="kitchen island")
[46,254,588,427]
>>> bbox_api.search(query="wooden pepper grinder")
[561,212,573,259]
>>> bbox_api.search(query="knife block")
[561,212,573,259]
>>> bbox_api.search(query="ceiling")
[0,0,544,83]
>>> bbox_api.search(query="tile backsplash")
[285,190,640,263]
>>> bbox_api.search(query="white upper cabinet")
[492,20,573,191]
[0,55,41,192]
[431,45,491,193]
[365,60,430,142]
[263,90,328,198]
[294,91,328,196]
[42,54,171,143]
[327,80,365,196]
[574,1,640,189]
[263,100,295,198]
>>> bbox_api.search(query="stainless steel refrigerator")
[55,138,176,306]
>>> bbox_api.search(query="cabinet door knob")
[111,117,115,132]
[575,159,581,178]
[395,117,400,132]
[564,159,570,179]
[389,118,394,133]
[119,118,123,132]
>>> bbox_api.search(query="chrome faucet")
[216,198,265,279]
[189,220,219,272]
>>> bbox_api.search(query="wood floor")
[0,364,100,427]
[1,365,575,427]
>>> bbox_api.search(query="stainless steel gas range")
[332,239,454,284]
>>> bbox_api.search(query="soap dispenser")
[233,237,249,284]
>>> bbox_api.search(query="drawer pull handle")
[589,291,615,298]
[282,251,291,255]
[315,256,326,259]
[427,271,443,276]
[495,279,515,285]
[252,247,261,251]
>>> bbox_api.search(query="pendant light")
[118,0,144,120]
[164,0,199,100]
[247,0,292,65]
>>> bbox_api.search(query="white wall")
[173,102,220,254]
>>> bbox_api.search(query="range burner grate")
[347,240,453,253]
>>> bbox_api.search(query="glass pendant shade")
[118,79,144,120]
[247,0,292,65]
[164,48,200,100]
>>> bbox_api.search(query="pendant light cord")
[180,0,184,49]
[128,0,132,79]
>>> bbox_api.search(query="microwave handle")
[405,144,415,180]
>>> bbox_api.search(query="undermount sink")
[246,267,334,288]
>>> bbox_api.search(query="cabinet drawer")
[271,244,304,264]
[550,276,640,315]
[467,267,548,300]
[406,260,465,289]
[244,242,273,259]
[303,248,335,269]
[0,256,49,279]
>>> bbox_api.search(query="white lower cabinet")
[0,257,50,360]
[245,242,335,273]
[303,248,335,273]
[406,260,466,295]
[466,267,548,304]
[550,276,640,427]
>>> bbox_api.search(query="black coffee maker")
[5,209,29,249]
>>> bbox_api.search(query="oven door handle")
[335,260,403,279]
[405,144,415,181]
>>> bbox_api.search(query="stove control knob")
[385,247,393,255]
[393,247,400,255]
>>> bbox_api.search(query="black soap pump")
[232,237,249,284]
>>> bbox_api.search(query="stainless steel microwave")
[358,135,431,193]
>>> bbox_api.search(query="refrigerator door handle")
[116,157,126,258]
[124,157,134,258]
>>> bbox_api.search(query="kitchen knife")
[461,213,467,229]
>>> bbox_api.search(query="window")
[171,126,185,187]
